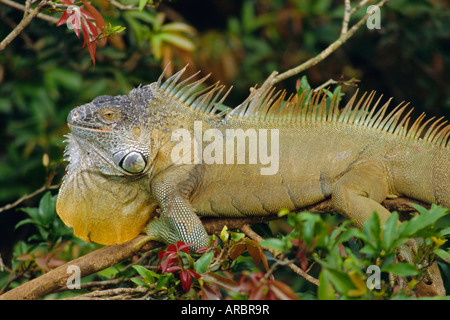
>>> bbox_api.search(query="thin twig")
[341,0,351,36]
[350,0,374,16]
[313,77,360,92]
[241,225,320,287]
[272,0,389,85]
[0,0,58,24]
[104,0,138,10]
[64,286,148,299]
[0,184,60,214]
[103,0,158,11]
[0,0,50,51]
[0,157,62,213]
[0,254,5,272]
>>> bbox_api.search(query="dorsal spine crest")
[155,66,449,149]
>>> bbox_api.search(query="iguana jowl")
[57,66,449,296]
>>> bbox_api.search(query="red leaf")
[56,11,71,27]
[202,272,239,292]
[229,243,246,260]
[85,19,99,40]
[161,254,176,273]
[180,269,192,292]
[167,244,177,253]
[81,0,105,29]
[80,8,94,21]
[16,254,33,261]
[188,269,201,279]
[176,242,194,254]
[268,280,300,300]
[199,283,222,300]
[166,265,181,273]
[195,246,210,254]
[156,250,166,270]
[47,257,66,268]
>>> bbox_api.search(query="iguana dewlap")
[57,67,449,296]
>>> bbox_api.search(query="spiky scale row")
[156,65,232,116]
[155,66,449,149]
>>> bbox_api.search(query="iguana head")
[66,87,154,176]
[57,86,158,245]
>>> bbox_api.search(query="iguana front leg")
[136,166,209,252]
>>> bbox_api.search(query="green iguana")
[56,66,449,296]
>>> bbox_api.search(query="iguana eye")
[115,151,147,174]
[100,108,119,121]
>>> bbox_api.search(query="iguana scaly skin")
[57,66,449,296]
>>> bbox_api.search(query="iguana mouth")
[68,123,111,133]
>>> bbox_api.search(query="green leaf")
[14,218,37,229]
[383,263,418,277]
[131,277,147,287]
[38,191,56,227]
[156,273,172,290]
[159,33,195,51]
[194,251,214,274]
[132,265,156,283]
[19,207,39,221]
[434,248,450,261]
[150,34,162,60]
[230,232,245,242]
[298,212,324,245]
[161,22,196,35]
[400,204,449,237]
[125,10,159,25]
[259,238,291,251]
[318,270,335,300]
[363,211,381,248]
[297,76,312,96]
[381,211,399,251]
[325,268,357,295]
[333,221,359,243]
[138,0,147,11]
[440,227,450,236]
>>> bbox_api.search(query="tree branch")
[0,0,52,51]
[0,184,60,214]
[272,0,389,85]
[0,196,426,300]
[0,0,60,23]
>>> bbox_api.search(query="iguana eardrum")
[56,66,449,296]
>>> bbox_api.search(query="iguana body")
[57,67,449,295]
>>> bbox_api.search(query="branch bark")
[0,0,59,24]
[0,0,51,51]
[0,196,426,300]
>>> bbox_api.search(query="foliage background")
[0,0,449,298]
